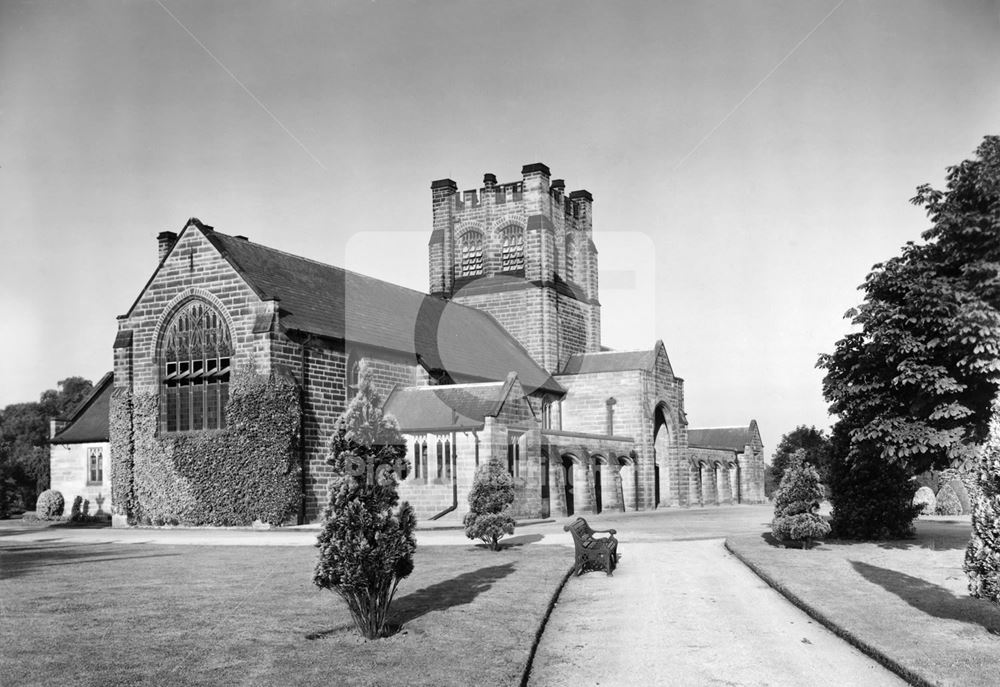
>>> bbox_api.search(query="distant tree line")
[0,377,93,516]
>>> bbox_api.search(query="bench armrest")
[591,528,617,535]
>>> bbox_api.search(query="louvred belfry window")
[160,300,233,433]
[500,226,524,272]
[460,231,484,277]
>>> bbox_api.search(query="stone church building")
[104,163,765,525]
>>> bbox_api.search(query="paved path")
[528,538,907,687]
[2,507,912,685]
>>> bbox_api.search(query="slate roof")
[201,229,563,395]
[51,372,113,444]
[383,382,509,432]
[561,349,657,375]
[687,426,752,452]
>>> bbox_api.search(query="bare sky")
[2,0,998,452]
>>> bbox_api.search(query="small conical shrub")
[464,459,515,551]
[965,415,1000,604]
[313,368,417,639]
[771,451,831,547]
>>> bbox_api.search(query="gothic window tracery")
[459,230,484,277]
[500,226,524,272]
[160,299,232,433]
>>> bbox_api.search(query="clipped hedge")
[112,368,302,526]
[913,486,936,515]
[935,484,963,516]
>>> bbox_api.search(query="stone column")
[702,464,718,506]
[721,465,733,505]
[688,462,702,506]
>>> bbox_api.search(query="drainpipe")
[430,431,459,520]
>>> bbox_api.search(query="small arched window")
[500,226,524,272]
[565,234,576,282]
[459,230,484,277]
[347,356,362,401]
[160,300,232,433]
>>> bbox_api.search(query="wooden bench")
[564,517,619,576]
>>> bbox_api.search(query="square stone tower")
[428,163,601,374]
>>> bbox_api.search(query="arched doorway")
[653,403,672,507]
[618,455,637,512]
[562,455,575,516]
[593,455,611,514]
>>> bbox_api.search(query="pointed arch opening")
[159,299,232,433]
[459,229,485,277]
[499,225,525,272]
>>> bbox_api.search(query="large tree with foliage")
[769,425,833,493]
[818,136,1000,538]
[313,369,416,639]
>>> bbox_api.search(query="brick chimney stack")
[157,231,178,263]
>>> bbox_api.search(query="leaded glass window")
[160,300,232,433]
[88,447,103,484]
[500,226,524,272]
[460,231,484,277]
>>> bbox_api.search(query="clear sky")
[1,0,998,454]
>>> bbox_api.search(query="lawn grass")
[0,539,569,686]
[726,517,1000,687]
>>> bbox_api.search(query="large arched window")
[160,300,232,433]
[459,230,484,277]
[499,225,524,272]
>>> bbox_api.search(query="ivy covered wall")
[110,370,302,526]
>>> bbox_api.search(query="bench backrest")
[565,518,596,547]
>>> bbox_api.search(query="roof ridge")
[212,229,440,301]
[396,381,506,391]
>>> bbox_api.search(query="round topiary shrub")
[36,489,65,520]
[913,486,936,515]
[936,484,963,516]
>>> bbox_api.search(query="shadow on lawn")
[851,561,1000,633]
[390,562,516,628]
[500,533,543,548]
[0,542,179,580]
[305,562,517,640]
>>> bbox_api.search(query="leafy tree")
[40,377,94,420]
[966,413,1000,604]
[818,136,1000,538]
[771,450,831,547]
[827,437,922,539]
[313,369,416,639]
[463,459,516,550]
[770,425,833,491]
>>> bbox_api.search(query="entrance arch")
[592,455,611,514]
[561,454,578,516]
[653,403,673,507]
[618,454,637,512]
